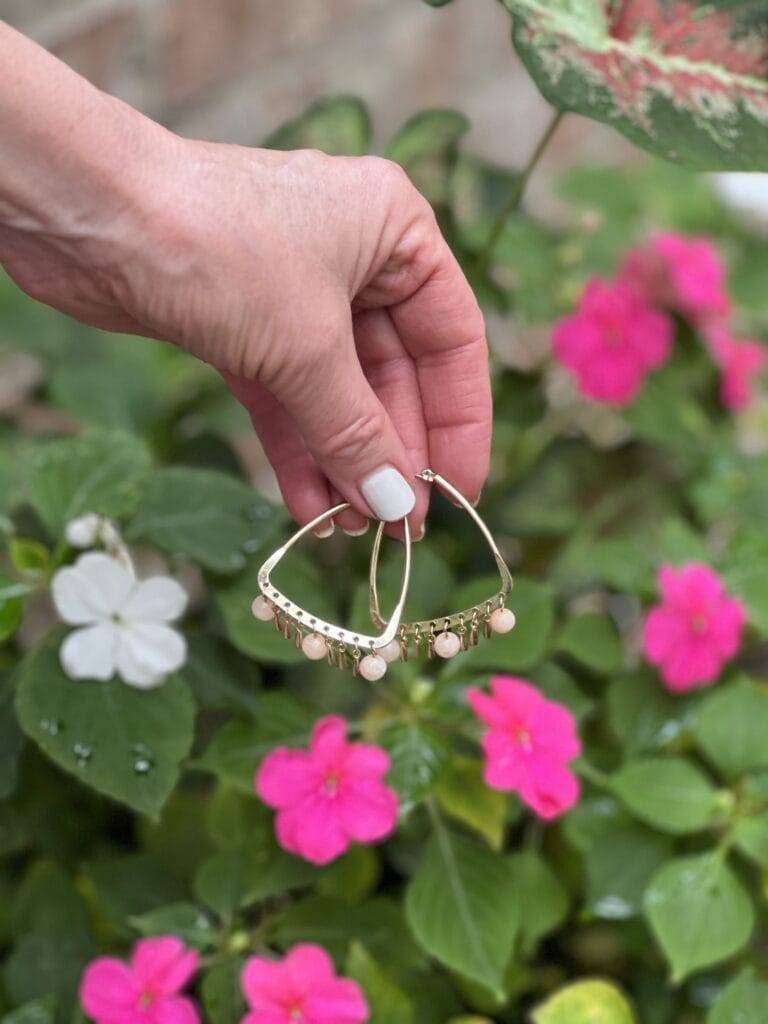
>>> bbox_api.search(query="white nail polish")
[361,466,416,522]
[343,522,370,537]
[314,521,335,538]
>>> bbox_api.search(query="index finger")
[388,236,492,504]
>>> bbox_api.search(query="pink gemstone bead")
[358,654,387,681]
[379,639,403,664]
[489,607,516,634]
[252,595,274,621]
[301,633,328,660]
[434,630,461,658]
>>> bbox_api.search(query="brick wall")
[2,0,633,201]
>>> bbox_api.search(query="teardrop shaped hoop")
[254,502,412,674]
[369,469,514,659]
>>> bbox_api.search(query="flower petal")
[61,623,118,681]
[519,755,580,820]
[52,553,134,624]
[256,750,320,809]
[241,958,287,1010]
[309,716,349,773]
[131,937,198,997]
[275,798,348,865]
[80,957,138,1019]
[284,944,335,994]
[123,577,188,624]
[337,779,398,843]
[148,997,200,1024]
[304,978,369,1024]
[115,624,187,688]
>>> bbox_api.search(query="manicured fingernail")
[360,466,415,522]
[413,525,425,541]
[343,522,370,537]
[314,521,335,538]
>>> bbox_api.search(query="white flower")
[51,552,188,689]
[65,513,102,548]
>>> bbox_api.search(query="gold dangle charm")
[251,502,411,680]
[368,469,514,662]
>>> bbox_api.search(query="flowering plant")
[1,4,768,1022]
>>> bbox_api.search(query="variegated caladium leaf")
[502,1,768,170]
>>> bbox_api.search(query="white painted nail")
[343,522,370,537]
[360,466,415,522]
[313,521,335,538]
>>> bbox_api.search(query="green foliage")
[126,467,277,573]
[502,0,768,170]
[2,61,768,1020]
[611,757,717,834]
[16,643,195,817]
[405,827,520,993]
[644,853,755,982]
[532,979,636,1024]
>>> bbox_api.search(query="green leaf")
[181,635,261,716]
[263,96,371,155]
[24,430,150,537]
[532,979,636,1024]
[0,572,26,642]
[16,643,196,817]
[194,692,316,792]
[379,722,450,814]
[386,109,469,204]
[444,577,554,676]
[585,823,673,920]
[721,529,768,635]
[504,1,768,170]
[435,757,509,850]
[201,957,246,1024]
[213,553,337,664]
[612,757,717,834]
[708,968,768,1024]
[4,863,95,1024]
[9,539,50,578]
[507,852,569,954]
[127,467,277,573]
[0,999,55,1024]
[405,828,520,994]
[607,672,697,755]
[695,677,768,779]
[556,612,622,674]
[130,902,217,949]
[644,853,754,982]
[82,853,187,937]
[732,811,768,867]
[0,674,24,798]
[346,942,415,1024]
[274,896,424,976]
[316,845,380,904]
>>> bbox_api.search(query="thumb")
[260,318,418,524]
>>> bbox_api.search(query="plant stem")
[478,108,564,274]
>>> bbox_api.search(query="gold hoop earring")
[368,469,514,661]
[252,502,412,680]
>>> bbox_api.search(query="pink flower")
[241,943,368,1024]
[707,328,767,410]
[643,563,746,693]
[255,715,398,866]
[552,278,673,404]
[468,676,581,820]
[80,937,199,1024]
[621,233,730,321]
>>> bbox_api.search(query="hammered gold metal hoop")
[368,469,514,661]
[252,502,412,680]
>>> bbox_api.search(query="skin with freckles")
[0,20,492,535]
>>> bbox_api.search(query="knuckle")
[318,408,388,465]
[361,155,410,193]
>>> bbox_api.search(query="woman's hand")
[0,22,491,535]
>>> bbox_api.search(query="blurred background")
[2,0,635,214]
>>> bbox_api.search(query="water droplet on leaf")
[73,742,92,767]
[39,718,62,736]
